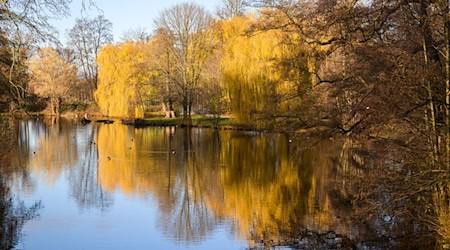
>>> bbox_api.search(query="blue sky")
[53,0,222,44]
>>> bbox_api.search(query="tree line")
[1,0,450,245]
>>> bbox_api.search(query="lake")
[0,118,435,249]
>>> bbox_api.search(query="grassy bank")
[124,115,230,128]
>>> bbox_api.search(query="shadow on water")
[1,117,443,249]
[0,116,41,250]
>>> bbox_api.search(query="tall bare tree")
[155,2,215,125]
[120,27,151,43]
[150,28,177,118]
[216,0,246,19]
[68,15,112,98]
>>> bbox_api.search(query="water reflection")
[18,118,113,211]
[0,117,41,249]
[95,123,350,246]
[97,125,222,242]
[2,118,435,249]
[27,118,78,185]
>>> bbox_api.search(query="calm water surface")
[1,118,402,249]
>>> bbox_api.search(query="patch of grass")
[62,103,89,112]
[143,117,179,126]
[192,116,229,127]
[142,115,229,127]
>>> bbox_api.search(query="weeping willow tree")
[220,15,285,127]
[95,42,157,118]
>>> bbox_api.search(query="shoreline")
[2,112,336,137]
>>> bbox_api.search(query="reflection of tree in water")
[158,129,220,243]
[94,123,438,248]
[18,118,112,211]
[67,124,113,211]
[0,180,41,250]
[323,137,437,249]
[27,117,79,185]
[0,117,41,249]
[97,125,223,243]
[5,119,36,195]
[216,134,435,249]
[215,132,345,247]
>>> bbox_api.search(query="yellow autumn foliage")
[219,13,319,127]
[95,42,157,118]
[220,15,284,125]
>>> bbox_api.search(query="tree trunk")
[183,105,187,124]
[164,50,176,119]
[182,104,191,126]
[49,98,54,116]
[181,101,192,127]
[168,100,176,118]
[445,18,450,170]
[49,97,60,116]
[423,36,439,165]
[163,100,176,118]
[162,101,168,117]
